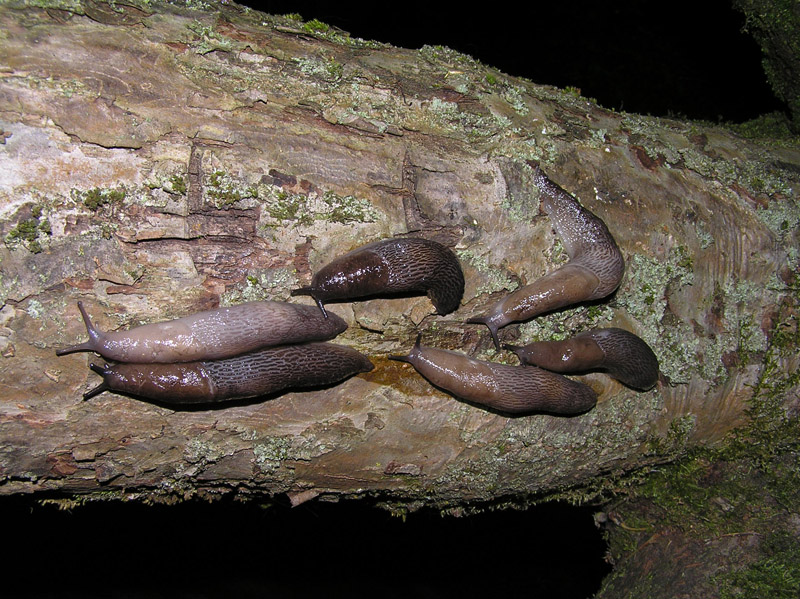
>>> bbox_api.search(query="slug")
[83,342,374,404]
[467,164,624,349]
[291,237,465,317]
[504,327,659,391]
[389,335,597,415]
[56,301,348,364]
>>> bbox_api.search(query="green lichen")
[4,204,52,254]
[425,97,508,140]
[455,249,519,296]
[500,85,530,116]
[206,170,258,207]
[616,247,696,383]
[501,191,539,224]
[695,220,715,249]
[223,267,298,304]
[262,187,378,227]
[186,19,236,55]
[184,438,223,465]
[755,194,800,262]
[169,175,187,195]
[265,190,313,225]
[253,436,293,473]
[516,302,615,345]
[726,279,769,352]
[37,217,51,235]
[78,186,127,211]
[688,276,776,382]
[294,55,344,82]
[6,219,38,243]
[622,113,796,201]
[282,15,381,49]
[418,44,485,73]
[319,190,377,224]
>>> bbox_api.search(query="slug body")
[84,342,374,404]
[389,336,597,415]
[56,301,347,363]
[292,238,464,317]
[468,165,624,349]
[505,328,659,390]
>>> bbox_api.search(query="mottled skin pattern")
[468,165,625,349]
[505,328,659,390]
[390,336,597,415]
[292,238,465,317]
[56,301,347,363]
[85,343,374,404]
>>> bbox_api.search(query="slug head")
[504,335,606,372]
[290,287,329,317]
[465,313,505,351]
[83,362,112,400]
[292,249,388,317]
[388,333,423,364]
[56,302,104,357]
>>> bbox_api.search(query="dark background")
[7,495,609,598]
[5,2,784,598]
[253,0,783,123]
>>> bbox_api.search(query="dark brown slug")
[468,164,624,349]
[504,327,659,391]
[389,335,597,415]
[291,237,465,317]
[83,342,374,404]
[56,301,348,363]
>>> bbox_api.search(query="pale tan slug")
[389,335,597,415]
[468,164,624,349]
[56,301,348,363]
[504,328,659,391]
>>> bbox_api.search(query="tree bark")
[0,0,798,526]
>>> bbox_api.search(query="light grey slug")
[291,237,465,318]
[83,342,374,404]
[56,301,348,363]
[504,328,659,391]
[467,164,624,349]
[389,335,597,415]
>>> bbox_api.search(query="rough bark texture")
[1,0,798,532]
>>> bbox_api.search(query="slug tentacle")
[56,301,348,363]
[56,302,101,356]
[292,238,465,317]
[84,343,374,405]
[83,363,112,400]
[504,327,659,390]
[388,333,423,363]
[291,288,329,318]
[391,335,597,415]
[469,165,624,349]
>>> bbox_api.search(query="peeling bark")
[0,0,798,524]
